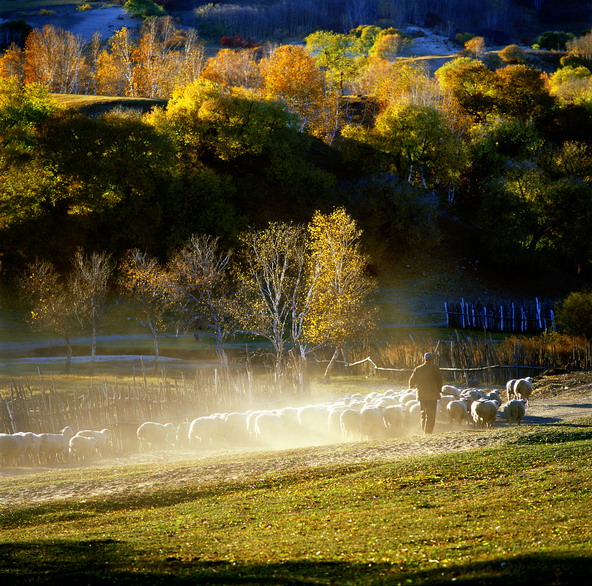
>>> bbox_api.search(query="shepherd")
[409,352,443,434]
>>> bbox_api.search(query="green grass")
[1,420,591,584]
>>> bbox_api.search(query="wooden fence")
[0,370,281,451]
[444,298,555,333]
[2,336,588,449]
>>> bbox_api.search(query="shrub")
[560,54,587,68]
[455,32,475,46]
[499,44,527,64]
[555,290,592,339]
[123,0,166,18]
[534,31,575,51]
[76,3,92,11]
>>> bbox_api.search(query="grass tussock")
[1,418,591,584]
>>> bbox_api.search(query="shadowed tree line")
[4,21,592,322]
[17,211,376,389]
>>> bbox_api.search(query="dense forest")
[183,0,592,42]
[2,13,592,286]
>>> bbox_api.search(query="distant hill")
[2,1,591,47]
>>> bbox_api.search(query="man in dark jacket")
[409,352,443,434]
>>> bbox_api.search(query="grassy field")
[1,419,591,584]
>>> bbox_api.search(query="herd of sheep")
[0,377,534,468]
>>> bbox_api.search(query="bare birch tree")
[118,249,179,370]
[168,235,236,367]
[69,249,113,374]
[19,259,79,373]
[232,222,308,385]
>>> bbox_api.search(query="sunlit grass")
[1,421,591,584]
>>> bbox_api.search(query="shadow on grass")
[0,541,590,585]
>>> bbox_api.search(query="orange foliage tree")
[200,48,262,89]
[260,44,341,142]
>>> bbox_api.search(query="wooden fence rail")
[342,356,545,385]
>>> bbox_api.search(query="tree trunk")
[64,335,73,374]
[323,346,341,380]
[148,319,159,372]
[90,320,97,375]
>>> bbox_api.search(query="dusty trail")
[0,375,590,507]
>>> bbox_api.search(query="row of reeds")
[346,333,592,385]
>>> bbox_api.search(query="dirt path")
[1,378,590,508]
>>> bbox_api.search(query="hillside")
[2,0,592,46]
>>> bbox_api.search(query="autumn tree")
[549,65,592,103]
[23,25,89,93]
[232,222,307,384]
[96,27,136,96]
[69,249,113,373]
[260,45,327,133]
[492,64,553,120]
[303,208,376,378]
[556,290,592,339]
[200,48,262,89]
[0,80,59,157]
[132,17,197,98]
[435,57,496,122]
[118,249,180,369]
[357,58,432,110]
[19,259,79,373]
[0,43,25,82]
[304,30,363,90]
[148,80,295,164]
[343,102,467,192]
[168,235,236,366]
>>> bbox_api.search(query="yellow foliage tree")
[304,208,376,378]
[0,44,25,82]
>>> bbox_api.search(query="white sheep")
[0,433,27,467]
[340,408,361,441]
[485,390,503,405]
[137,421,175,450]
[253,412,284,445]
[188,415,221,447]
[69,434,98,461]
[405,400,422,430]
[75,429,111,455]
[382,404,405,436]
[441,385,461,397]
[506,379,517,401]
[446,399,469,426]
[328,406,346,439]
[219,412,250,446]
[38,426,74,463]
[399,391,418,405]
[359,405,387,440]
[504,399,527,425]
[175,422,191,447]
[470,399,498,428]
[13,432,42,465]
[298,405,328,433]
[512,378,534,403]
